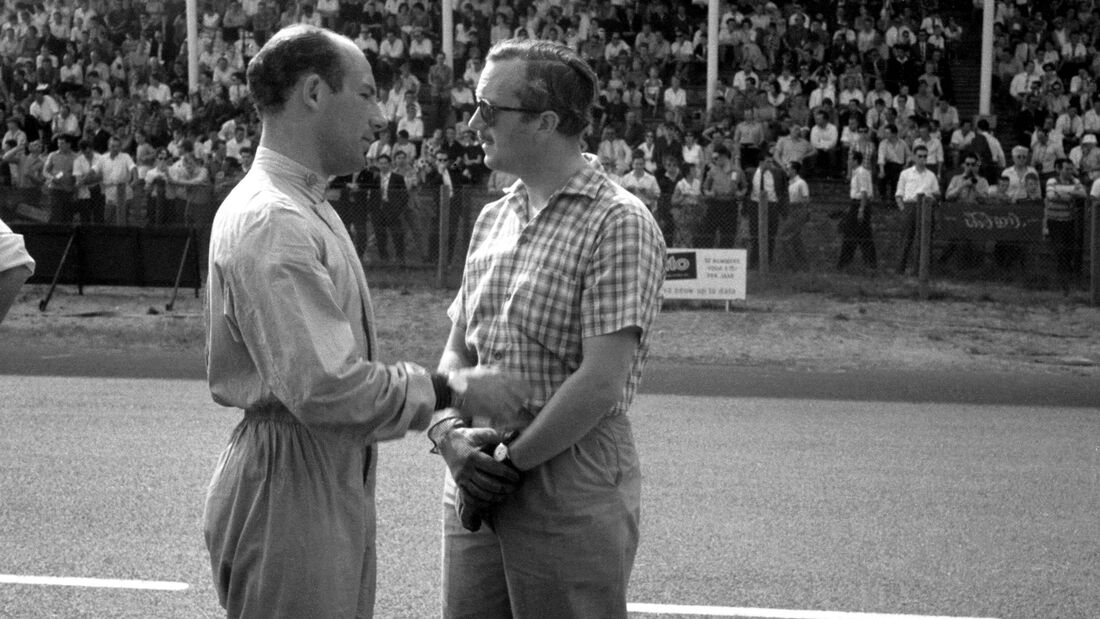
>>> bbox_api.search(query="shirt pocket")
[507,268,581,362]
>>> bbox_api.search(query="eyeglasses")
[475,98,544,126]
[915,154,927,158]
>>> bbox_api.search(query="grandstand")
[0,0,1094,290]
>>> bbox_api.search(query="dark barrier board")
[11,224,201,289]
[937,200,1046,242]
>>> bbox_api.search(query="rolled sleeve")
[581,209,666,342]
[0,222,34,275]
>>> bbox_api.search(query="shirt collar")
[505,162,605,206]
[252,145,327,204]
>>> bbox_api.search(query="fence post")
[757,189,769,275]
[436,185,449,288]
[918,194,931,300]
[1091,198,1099,306]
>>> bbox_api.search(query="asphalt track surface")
[1,348,1098,618]
[3,344,1099,408]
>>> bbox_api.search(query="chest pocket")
[507,268,581,362]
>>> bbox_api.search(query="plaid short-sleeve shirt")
[448,164,666,416]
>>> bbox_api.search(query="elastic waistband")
[243,402,299,424]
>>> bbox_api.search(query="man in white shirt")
[895,144,941,274]
[96,136,137,224]
[596,126,632,175]
[72,139,104,223]
[776,160,810,269]
[616,151,660,213]
[0,216,35,324]
[808,111,839,178]
[910,120,944,175]
[146,73,172,105]
[838,150,877,269]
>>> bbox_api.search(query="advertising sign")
[937,200,1046,242]
[662,248,747,301]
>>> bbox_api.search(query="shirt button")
[493,351,504,361]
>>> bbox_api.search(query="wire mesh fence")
[4,181,1097,297]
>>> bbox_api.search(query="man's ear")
[536,110,561,136]
[300,73,324,111]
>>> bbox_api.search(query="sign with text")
[662,248,746,301]
[937,200,1046,242]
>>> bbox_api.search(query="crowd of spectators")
[0,0,1091,280]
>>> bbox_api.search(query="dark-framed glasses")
[475,98,544,126]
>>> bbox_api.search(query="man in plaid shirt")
[427,39,666,618]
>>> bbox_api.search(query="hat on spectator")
[35,84,48,92]
[1011,146,1029,156]
[1083,134,1098,145]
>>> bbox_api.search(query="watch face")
[493,443,508,462]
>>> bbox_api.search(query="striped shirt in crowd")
[448,164,666,417]
[1044,177,1085,222]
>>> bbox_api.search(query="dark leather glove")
[438,426,521,509]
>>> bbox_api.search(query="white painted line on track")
[0,575,189,591]
[627,603,999,619]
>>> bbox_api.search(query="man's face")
[632,158,644,172]
[109,138,120,155]
[317,41,386,177]
[377,157,391,173]
[469,58,542,175]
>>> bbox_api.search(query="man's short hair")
[485,38,598,137]
[714,145,731,159]
[913,144,929,155]
[246,25,351,116]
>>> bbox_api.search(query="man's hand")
[438,426,521,509]
[448,366,530,425]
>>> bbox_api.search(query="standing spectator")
[73,139,104,224]
[424,149,463,265]
[748,144,784,269]
[837,151,878,270]
[776,160,810,270]
[699,145,743,248]
[44,135,77,223]
[368,153,409,263]
[97,136,137,225]
[895,144,941,274]
[1046,158,1086,293]
[970,118,1006,183]
[945,153,991,203]
[1002,146,1039,199]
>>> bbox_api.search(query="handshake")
[435,366,532,532]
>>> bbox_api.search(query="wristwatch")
[492,442,518,470]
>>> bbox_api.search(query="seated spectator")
[662,75,687,126]
[596,126,631,175]
[1055,105,1085,151]
[1030,127,1064,182]
[774,125,812,172]
[1068,133,1100,181]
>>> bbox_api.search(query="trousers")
[441,414,641,619]
[204,406,378,619]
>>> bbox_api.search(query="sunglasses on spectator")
[475,98,543,126]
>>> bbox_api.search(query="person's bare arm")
[506,328,638,471]
[0,264,32,324]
